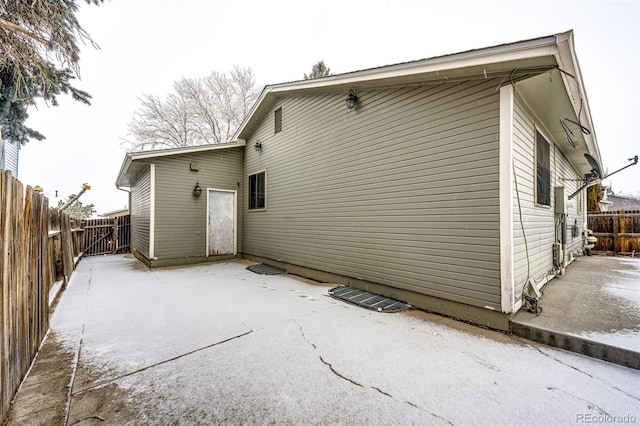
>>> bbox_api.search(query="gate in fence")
[82,215,131,256]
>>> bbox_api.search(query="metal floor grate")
[328,285,411,312]
[246,263,286,275]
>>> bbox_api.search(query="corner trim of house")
[242,253,511,332]
[499,85,515,314]
[149,163,156,259]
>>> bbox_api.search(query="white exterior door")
[207,189,236,256]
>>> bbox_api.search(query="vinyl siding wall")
[555,147,585,256]
[153,148,242,261]
[131,166,152,258]
[243,79,503,310]
[512,95,584,301]
[1,139,19,177]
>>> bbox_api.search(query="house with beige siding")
[116,31,601,330]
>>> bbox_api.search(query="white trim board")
[499,85,515,314]
[149,163,156,259]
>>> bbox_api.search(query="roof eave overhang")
[115,141,246,188]
[235,34,562,140]
[554,31,602,168]
[514,32,601,178]
[115,153,134,189]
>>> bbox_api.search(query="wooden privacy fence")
[0,171,83,423]
[83,215,130,256]
[587,210,640,256]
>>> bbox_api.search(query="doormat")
[246,263,286,275]
[328,285,411,312]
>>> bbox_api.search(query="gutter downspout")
[116,184,131,213]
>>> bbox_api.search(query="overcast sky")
[18,0,640,213]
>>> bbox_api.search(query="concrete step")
[509,319,640,370]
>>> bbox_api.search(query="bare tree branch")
[121,66,260,151]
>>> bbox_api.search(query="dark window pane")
[249,174,257,209]
[536,131,550,206]
[256,172,265,208]
[249,171,266,210]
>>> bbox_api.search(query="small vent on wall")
[274,107,282,134]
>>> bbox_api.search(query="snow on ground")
[51,255,640,425]
[580,258,640,352]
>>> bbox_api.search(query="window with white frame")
[249,171,266,210]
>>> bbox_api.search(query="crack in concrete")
[72,330,253,396]
[534,345,640,403]
[294,320,454,425]
[318,355,363,387]
[295,321,317,349]
[293,320,363,389]
[69,414,105,425]
[372,386,393,397]
[531,346,594,377]
[404,400,456,426]
[546,386,610,416]
[612,386,640,403]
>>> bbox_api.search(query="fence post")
[112,218,119,254]
[1,170,10,419]
[619,211,627,253]
[613,213,619,254]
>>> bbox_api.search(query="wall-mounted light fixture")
[193,182,202,197]
[254,141,262,152]
[345,89,358,110]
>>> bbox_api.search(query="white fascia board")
[115,153,133,188]
[499,85,515,314]
[233,87,271,140]
[271,45,558,94]
[554,31,602,166]
[129,141,245,160]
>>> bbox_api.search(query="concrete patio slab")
[511,255,640,369]
[5,254,640,425]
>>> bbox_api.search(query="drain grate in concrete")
[246,263,286,275]
[328,285,411,312]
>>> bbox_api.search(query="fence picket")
[0,171,85,423]
[587,210,640,255]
